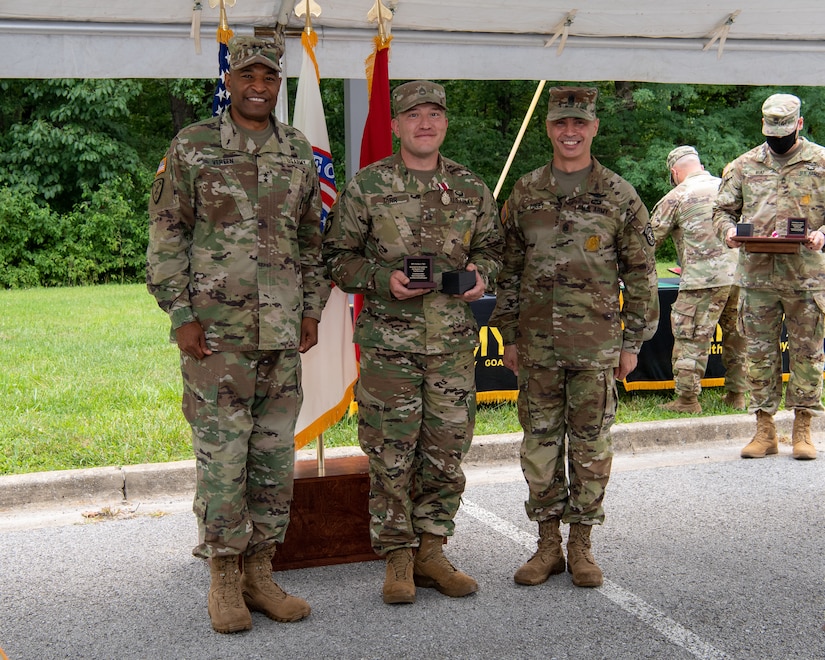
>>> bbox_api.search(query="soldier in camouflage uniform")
[714,93,824,461]
[146,36,328,633]
[323,81,503,605]
[651,146,747,413]
[489,86,658,588]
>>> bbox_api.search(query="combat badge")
[643,222,655,246]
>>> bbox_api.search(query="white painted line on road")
[460,499,729,660]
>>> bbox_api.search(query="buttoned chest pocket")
[264,156,314,235]
[367,193,418,263]
[194,155,257,225]
[438,198,480,262]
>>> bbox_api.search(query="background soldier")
[147,36,328,633]
[323,80,503,605]
[714,93,825,461]
[651,146,747,413]
[490,86,658,588]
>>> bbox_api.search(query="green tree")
[0,79,146,213]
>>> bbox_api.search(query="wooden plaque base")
[273,455,381,571]
[737,235,806,254]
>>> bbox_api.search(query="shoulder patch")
[151,178,164,205]
[155,157,167,177]
[643,222,655,246]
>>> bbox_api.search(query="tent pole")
[493,80,546,200]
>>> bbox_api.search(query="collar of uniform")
[391,152,446,193]
[220,111,287,154]
[539,156,603,195]
[757,135,809,166]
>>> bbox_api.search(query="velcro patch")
[643,222,655,246]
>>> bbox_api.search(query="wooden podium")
[272,454,381,571]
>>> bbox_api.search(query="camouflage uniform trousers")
[739,288,825,415]
[356,346,476,555]
[670,285,747,397]
[181,349,301,560]
[517,363,616,525]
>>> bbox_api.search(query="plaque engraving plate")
[403,255,436,289]
[786,217,808,238]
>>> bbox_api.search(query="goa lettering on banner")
[474,326,505,366]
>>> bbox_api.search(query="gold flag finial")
[209,0,236,42]
[295,0,322,33]
[367,0,393,43]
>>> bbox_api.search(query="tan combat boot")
[241,546,311,622]
[722,391,747,410]
[383,548,416,604]
[740,410,778,458]
[566,523,603,588]
[661,394,702,414]
[792,409,817,460]
[208,555,252,634]
[413,533,478,597]
[514,518,565,586]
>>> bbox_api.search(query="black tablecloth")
[469,281,782,396]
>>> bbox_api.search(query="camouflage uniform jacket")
[650,170,737,291]
[489,157,659,368]
[713,137,825,291]
[323,152,503,355]
[146,111,327,351]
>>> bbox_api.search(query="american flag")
[211,40,231,116]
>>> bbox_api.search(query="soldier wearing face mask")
[714,93,825,462]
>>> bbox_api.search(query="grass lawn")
[1,280,742,476]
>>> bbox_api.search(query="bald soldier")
[147,36,328,633]
[714,92,825,461]
[650,146,747,414]
[490,86,658,588]
[323,80,503,605]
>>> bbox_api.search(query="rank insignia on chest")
[585,235,600,251]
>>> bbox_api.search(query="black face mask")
[766,131,797,155]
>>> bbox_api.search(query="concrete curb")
[1,410,818,511]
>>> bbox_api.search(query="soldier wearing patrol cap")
[323,80,503,605]
[714,93,825,461]
[147,35,327,633]
[650,146,747,414]
[489,85,659,588]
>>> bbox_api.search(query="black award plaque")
[787,217,808,238]
[404,255,436,289]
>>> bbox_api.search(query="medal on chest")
[437,182,451,205]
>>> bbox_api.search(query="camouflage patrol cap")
[546,86,598,121]
[228,36,283,73]
[666,146,699,172]
[761,93,801,137]
[392,80,447,116]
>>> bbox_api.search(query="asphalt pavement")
[1,411,823,659]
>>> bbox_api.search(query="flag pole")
[493,80,546,200]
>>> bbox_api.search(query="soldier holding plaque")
[714,93,825,461]
[323,80,503,605]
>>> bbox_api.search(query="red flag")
[354,36,394,353]
[359,36,393,169]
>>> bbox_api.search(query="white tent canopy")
[2,1,825,84]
